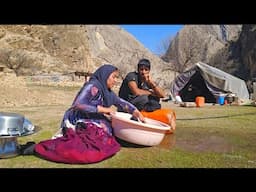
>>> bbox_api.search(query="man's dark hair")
[137,58,151,70]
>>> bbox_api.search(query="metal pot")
[226,96,234,103]
[226,93,236,104]
[0,136,19,158]
[0,112,25,136]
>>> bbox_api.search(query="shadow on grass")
[177,112,256,121]
[115,137,150,148]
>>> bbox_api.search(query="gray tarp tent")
[170,62,249,103]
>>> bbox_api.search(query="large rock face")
[0,25,91,75]
[209,25,256,82]
[238,25,256,80]
[163,25,242,72]
[86,25,176,89]
[163,24,256,90]
[0,25,176,90]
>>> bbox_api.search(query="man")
[119,58,165,112]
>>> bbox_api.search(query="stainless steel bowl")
[0,112,25,136]
[0,136,19,158]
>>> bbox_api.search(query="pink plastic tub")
[111,112,170,146]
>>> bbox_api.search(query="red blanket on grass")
[34,123,120,164]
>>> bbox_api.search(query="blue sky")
[120,25,183,55]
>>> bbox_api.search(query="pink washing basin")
[111,112,170,146]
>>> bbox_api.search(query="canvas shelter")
[170,62,249,103]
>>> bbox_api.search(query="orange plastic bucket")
[195,96,205,107]
[141,109,176,134]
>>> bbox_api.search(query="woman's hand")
[132,109,145,123]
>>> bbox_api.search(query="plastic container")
[111,112,170,146]
[175,95,182,103]
[141,109,176,134]
[217,95,225,105]
[195,96,205,107]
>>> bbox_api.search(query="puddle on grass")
[158,133,176,149]
[175,135,233,153]
[115,134,232,153]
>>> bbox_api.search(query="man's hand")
[142,74,152,83]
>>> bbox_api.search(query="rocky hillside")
[238,25,256,81]
[163,25,242,72]
[210,24,256,82]
[0,25,176,90]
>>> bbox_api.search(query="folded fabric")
[34,122,120,164]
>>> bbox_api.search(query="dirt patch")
[176,135,233,153]
[0,73,81,107]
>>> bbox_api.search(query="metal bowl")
[0,125,41,159]
[0,136,19,158]
[0,112,25,136]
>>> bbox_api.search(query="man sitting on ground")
[119,58,176,133]
[119,58,165,112]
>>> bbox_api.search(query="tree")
[156,35,174,57]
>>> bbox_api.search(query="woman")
[60,64,145,135]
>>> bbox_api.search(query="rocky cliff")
[0,25,176,90]
[163,25,242,72]
[210,24,256,82]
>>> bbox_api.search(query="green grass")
[1,96,256,168]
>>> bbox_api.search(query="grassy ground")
[1,85,256,168]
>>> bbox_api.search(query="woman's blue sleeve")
[72,84,100,113]
[114,95,137,114]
